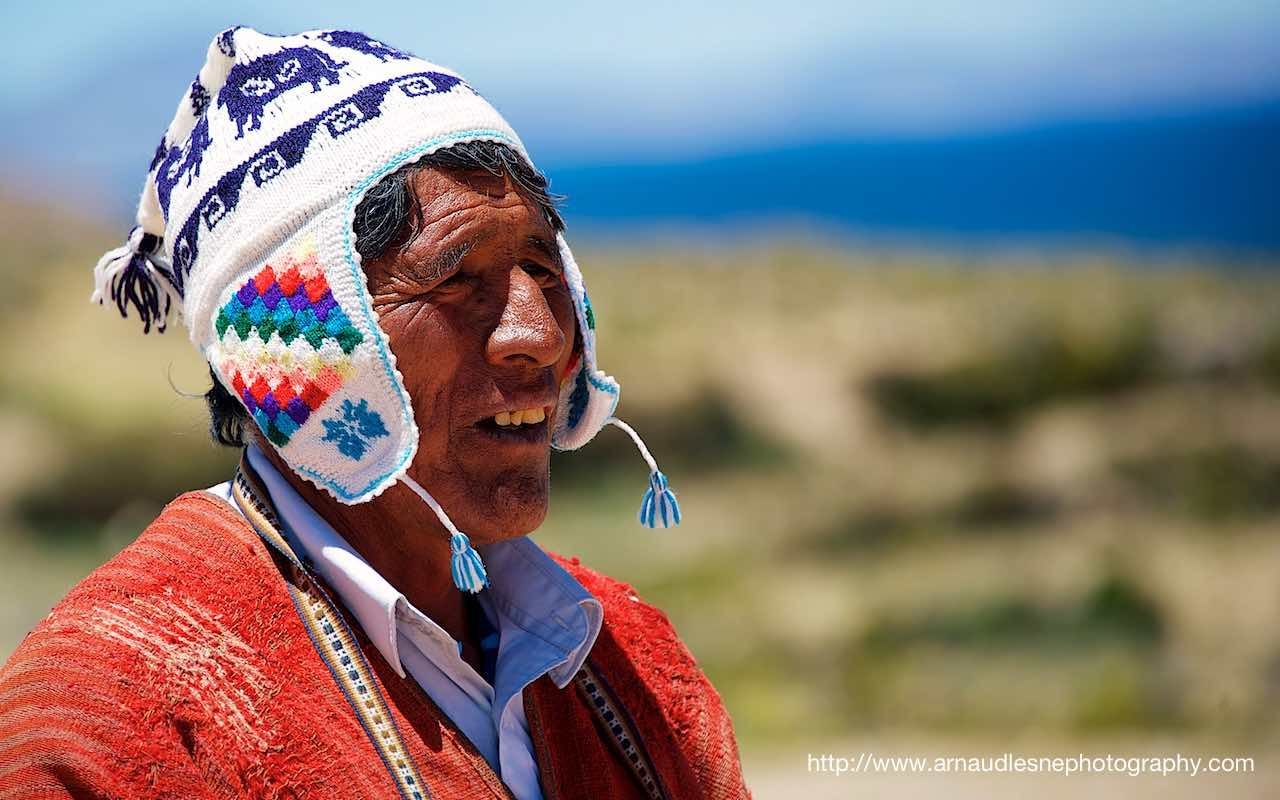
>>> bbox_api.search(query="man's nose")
[485,266,565,368]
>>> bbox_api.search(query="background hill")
[551,103,1280,251]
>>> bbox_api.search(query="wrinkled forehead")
[352,147,563,268]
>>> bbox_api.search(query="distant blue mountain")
[6,66,1274,255]
[548,103,1280,253]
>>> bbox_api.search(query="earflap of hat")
[547,234,682,527]
[203,202,418,503]
[551,233,620,451]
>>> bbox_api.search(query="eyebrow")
[420,241,473,283]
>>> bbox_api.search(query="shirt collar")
[244,442,602,687]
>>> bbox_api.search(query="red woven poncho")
[0,486,749,799]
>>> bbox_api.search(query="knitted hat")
[91,27,681,592]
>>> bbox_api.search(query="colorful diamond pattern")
[213,239,364,448]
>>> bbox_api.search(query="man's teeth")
[494,407,546,426]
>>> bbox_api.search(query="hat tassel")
[605,417,682,529]
[90,225,180,334]
[402,475,489,593]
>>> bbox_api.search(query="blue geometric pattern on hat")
[189,79,211,116]
[163,115,212,194]
[159,69,466,293]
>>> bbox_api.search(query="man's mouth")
[472,404,551,445]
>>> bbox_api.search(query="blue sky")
[5,1,1278,163]
[2,2,1278,249]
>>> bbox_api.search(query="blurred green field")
[2,198,1279,793]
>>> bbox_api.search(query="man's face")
[362,165,577,543]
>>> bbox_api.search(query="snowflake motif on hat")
[211,235,364,448]
[322,398,390,460]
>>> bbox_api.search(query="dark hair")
[204,140,564,448]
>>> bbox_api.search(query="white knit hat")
[91,27,681,592]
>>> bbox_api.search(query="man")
[0,27,747,799]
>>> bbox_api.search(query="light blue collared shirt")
[208,443,603,800]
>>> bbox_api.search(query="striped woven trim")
[574,663,668,800]
[232,458,431,800]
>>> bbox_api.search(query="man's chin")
[458,471,550,542]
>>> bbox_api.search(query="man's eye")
[521,262,560,285]
[427,271,473,295]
